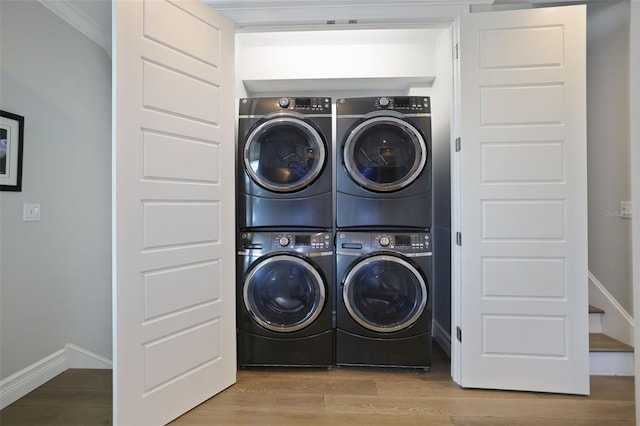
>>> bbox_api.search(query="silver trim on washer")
[337,113,431,119]
[308,251,334,257]
[337,250,432,257]
[243,254,326,333]
[343,115,427,192]
[342,254,427,333]
[243,114,326,193]
[239,250,333,257]
[240,114,333,119]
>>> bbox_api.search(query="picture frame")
[0,110,25,191]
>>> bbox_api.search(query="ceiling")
[203,0,583,30]
[45,0,582,54]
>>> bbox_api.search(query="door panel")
[454,5,588,394]
[113,1,236,424]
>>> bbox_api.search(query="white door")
[452,5,589,394]
[113,0,236,424]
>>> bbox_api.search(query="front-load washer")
[237,230,334,367]
[336,96,432,229]
[336,231,432,369]
[238,97,332,230]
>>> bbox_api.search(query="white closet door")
[113,1,236,424]
[454,5,589,394]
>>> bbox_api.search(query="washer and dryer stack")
[335,96,434,369]
[236,97,334,367]
[236,95,433,370]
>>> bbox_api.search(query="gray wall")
[0,1,111,380]
[587,0,632,314]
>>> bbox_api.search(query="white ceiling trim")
[38,0,111,57]
[205,0,486,29]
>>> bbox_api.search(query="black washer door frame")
[343,115,427,192]
[244,112,326,193]
[243,254,326,333]
[343,253,427,333]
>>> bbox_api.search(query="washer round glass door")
[244,254,326,332]
[244,114,326,193]
[343,116,427,192]
[343,254,427,333]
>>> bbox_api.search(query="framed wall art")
[0,110,24,191]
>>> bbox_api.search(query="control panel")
[238,97,331,115]
[374,96,429,111]
[239,231,332,254]
[337,96,430,114]
[337,231,431,254]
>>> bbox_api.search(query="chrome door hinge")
[456,326,462,342]
[456,232,462,246]
[455,137,461,152]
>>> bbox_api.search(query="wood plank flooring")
[1,344,635,425]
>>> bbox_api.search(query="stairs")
[589,305,634,376]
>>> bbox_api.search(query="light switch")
[23,203,41,221]
[620,201,632,219]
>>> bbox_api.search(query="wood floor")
[1,344,635,425]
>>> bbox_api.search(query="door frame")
[630,1,640,423]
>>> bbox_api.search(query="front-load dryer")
[336,96,432,229]
[237,230,334,367]
[336,231,432,369]
[238,97,332,229]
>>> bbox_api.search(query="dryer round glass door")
[244,254,326,332]
[244,115,326,193]
[343,254,427,333]
[343,116,427,192]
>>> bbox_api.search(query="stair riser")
[589,312,603,333]
[589,352,634,376]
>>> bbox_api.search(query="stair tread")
[589,333,633,352]
[589,304,605,314]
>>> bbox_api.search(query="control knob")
[379,236,391,247]
[379,97,390,107]
[278,236,290,247]
[278,97,290,108]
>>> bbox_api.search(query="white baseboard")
[0,344,112,410]
[65,344,112,369]
[432,319,452,358]
[589,271,634,347]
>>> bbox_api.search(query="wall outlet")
[23,203,41,221]
[620,201,632,218]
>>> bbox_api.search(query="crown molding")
[38,0,111,57]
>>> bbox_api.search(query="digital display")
[296,98,311,108]
[295,235,311,246]
[395,235,411,246]
[394,97,410,108]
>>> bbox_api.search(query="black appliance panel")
[336,96,432,229]
[237,97,333,229]
[335,231,432,368]
[237,231,334,367]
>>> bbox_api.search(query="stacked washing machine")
[236,95,433,370]
[335,96,433,369]
[236,97,334,367]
